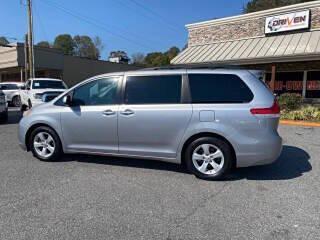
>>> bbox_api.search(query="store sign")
[271,81,320,91]
[265,10,310,34]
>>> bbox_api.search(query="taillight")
[250,100,280,115]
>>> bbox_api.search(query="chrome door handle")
[120,109,134,116]
[102,109,115,116]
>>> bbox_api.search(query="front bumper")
[18,117,29,151]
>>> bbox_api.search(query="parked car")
[20,78,68,111]
[0,90,8,122]
[18,68,282,180]
[0,82,24,107]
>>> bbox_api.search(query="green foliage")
[37,41,51,48]
[53,34,75,55]
[244,0,315,13]
[53,34,102,59]
[281,106,320,122]
[73,35,100,60]
[0,36,9,45]
[278,93,302,111]
[144,46,180,67]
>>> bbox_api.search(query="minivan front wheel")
[29,126,62,161]
[185,137,233,180]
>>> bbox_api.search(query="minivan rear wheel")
[29,126,62,161]
[185,137,233,180]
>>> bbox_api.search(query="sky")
[1,0,249,59]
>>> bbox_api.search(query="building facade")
[0,43,139,86]
[172,1,320,101]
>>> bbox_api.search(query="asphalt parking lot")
[0,108,319,240]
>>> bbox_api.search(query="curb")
[280,120,320,128]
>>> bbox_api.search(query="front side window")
[188,74,253,104]
[124,75,182,104]
[72,77,119,106]
[25,81,31,89]
[32,80,66,89]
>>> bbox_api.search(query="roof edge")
[186,0,320,29]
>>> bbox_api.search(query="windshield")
[32,80,66,89]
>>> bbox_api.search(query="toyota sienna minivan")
[19,67,282,180]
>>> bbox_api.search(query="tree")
[53,34,75,55]
[93,36,104,59]
[37,41,51,48]
[73,35,100,60]
[143,46,180,67]
[165,46,180,60]
[131,52,145,65]
[144,52,169,67]
[0,37,9,46]
[244,0,315,13]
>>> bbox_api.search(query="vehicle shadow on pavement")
[63,154,189,174]
[61,145,311,181]
[229,145,312,181]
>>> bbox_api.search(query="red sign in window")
[307,81,320,90]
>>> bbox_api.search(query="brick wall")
[188,7,320,46]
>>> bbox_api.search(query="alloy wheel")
[33,132,55,158]
[192,144,225,175]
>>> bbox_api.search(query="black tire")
[12,96,21,107]
[20,104,27,112]
[0,111,8,123]
[29,126,63,161]
[28,99,32,109]
[185,137,233,180]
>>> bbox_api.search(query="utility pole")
[27,0,35,79]
[24,34,29,81]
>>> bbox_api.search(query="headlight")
[33,93,43,100]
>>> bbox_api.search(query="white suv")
[20,78,68,111]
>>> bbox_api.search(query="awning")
[171,31,320,65]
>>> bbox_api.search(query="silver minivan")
[18,68,282,180]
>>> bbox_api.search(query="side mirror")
[62,95,73,106]
[26,87,31,90]
[20,86,26,90]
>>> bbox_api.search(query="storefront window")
[306,71,320,98]
[265,72,303,96]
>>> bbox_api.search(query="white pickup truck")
[20,78,68,111]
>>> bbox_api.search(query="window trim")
[187,73,254,104]
[121,74,185,105]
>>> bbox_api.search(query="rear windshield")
[32,80,66,89]
[188,74,253,104]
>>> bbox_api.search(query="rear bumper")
[236,134,283,168]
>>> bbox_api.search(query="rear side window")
[125,75,182,104]
[188,74,253,103]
